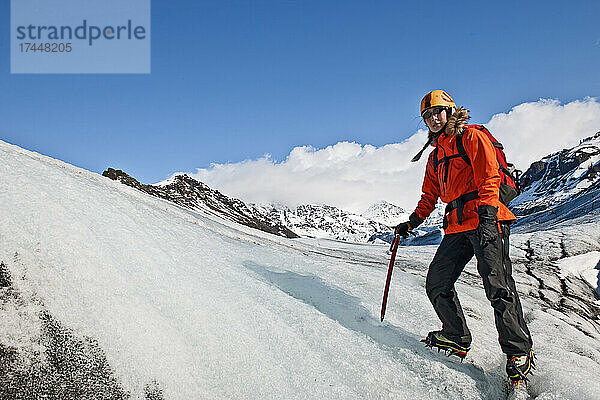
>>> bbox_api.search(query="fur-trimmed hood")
[428,106,470,141]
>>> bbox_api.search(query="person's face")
[423,107,447,133]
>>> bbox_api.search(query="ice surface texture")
[1,140,600,399]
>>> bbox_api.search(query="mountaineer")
[395,90,534,386]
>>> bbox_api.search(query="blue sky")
[1,0,599,184]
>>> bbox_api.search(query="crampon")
[509,379,525,391]
[421,331,470,361]
[507,349,536,390]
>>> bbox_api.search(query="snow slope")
[1,139,600,399]
[556,252,600,295]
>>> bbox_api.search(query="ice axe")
[380,230,414,322]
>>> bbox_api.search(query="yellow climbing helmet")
[420,90,456,116]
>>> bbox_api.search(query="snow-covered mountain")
[259,203,393,243]
[1,139,600,399]
[105,168,399,243]
[360,200,409,226]
[511,131,600,231]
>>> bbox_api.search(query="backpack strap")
[455,134,471,166]
[432,135,470,172]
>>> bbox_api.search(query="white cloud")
[487,97,600,170]
[182,98,600,214]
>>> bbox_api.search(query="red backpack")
[433,125,522,205]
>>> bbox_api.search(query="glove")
[477,204,499,248]
[394,222,411,238]
[394,212,424,238]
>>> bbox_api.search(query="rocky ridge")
[103,169,404,243]
[102,169,299,239]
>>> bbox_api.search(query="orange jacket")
[413,109,515,234]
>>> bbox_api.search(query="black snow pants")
[425,223,533,356]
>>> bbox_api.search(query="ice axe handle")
[380,234,400,322]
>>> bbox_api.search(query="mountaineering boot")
[506,349,535,388]
[421,330,470,360]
